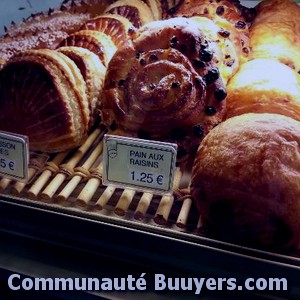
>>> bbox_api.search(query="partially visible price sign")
[0,131,29,182]
[103,135,177,195]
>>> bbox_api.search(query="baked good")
[58,30,117,66]
[191,113,300,252]
[190,16,239,84]
[172,0,252,64]
[57,46,106,128]
[104,0,155,28]
[102,17,227,158]
[225,59,300,121]
[249,0,300,73]
[0,0,113,62]
[80,14,136,48]
[0,49,89,152]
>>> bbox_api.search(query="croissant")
[101,17,227,158]
[225,59,300,121]
[0,49,90,152]
[249,0,300,73]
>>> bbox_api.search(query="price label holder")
[0,131,29,182]
[103,134,177,195]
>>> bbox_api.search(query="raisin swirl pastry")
[0,49,90,152]
[172,0,252,64]
[102,17,227,158]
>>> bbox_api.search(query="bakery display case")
[0,1,300,299]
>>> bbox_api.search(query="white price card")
[103,135,177,194]
[0,131,29,182]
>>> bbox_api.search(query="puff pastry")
[0,49,89,152]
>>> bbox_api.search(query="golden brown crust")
[0,0,114,62]
[104,0,155,28]
[190,16,239,84]
[172,0,251,63]
[58,30,117,66]
[57,46,106,128]
[0,49,89,152]
[191,113,300,252]
[225,59,300,121]
[249,0,300,73]
[102,18,227,158]
[80,14,136,48]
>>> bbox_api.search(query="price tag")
[0,131,29,182]
[103,135,177,194]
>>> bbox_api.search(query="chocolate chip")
[225,54,231,59]
[118,79,125,87]
[205,106,217,115]
[170,128,187,140]
[235,21,247,29]
[199,48,213,62]
[216,6,225,16]
[203,8,208,14]
[193,124,205,137]
[215,87,227,101]
[204,68,220,85]
[149,83,156,89]
[140,58,146,66]
[177,148,188,159]
[109,80,116,88]
[218,29,230,38]
[171,81,180,88]
[149,53,158,62]
[168,7,177,15]
[136,52,141,59]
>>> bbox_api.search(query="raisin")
[193,124,205,137]
[216,6,225,16]
[214,87,227,101]
[205,106,217,115]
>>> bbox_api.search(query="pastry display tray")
[0,125,299,299]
